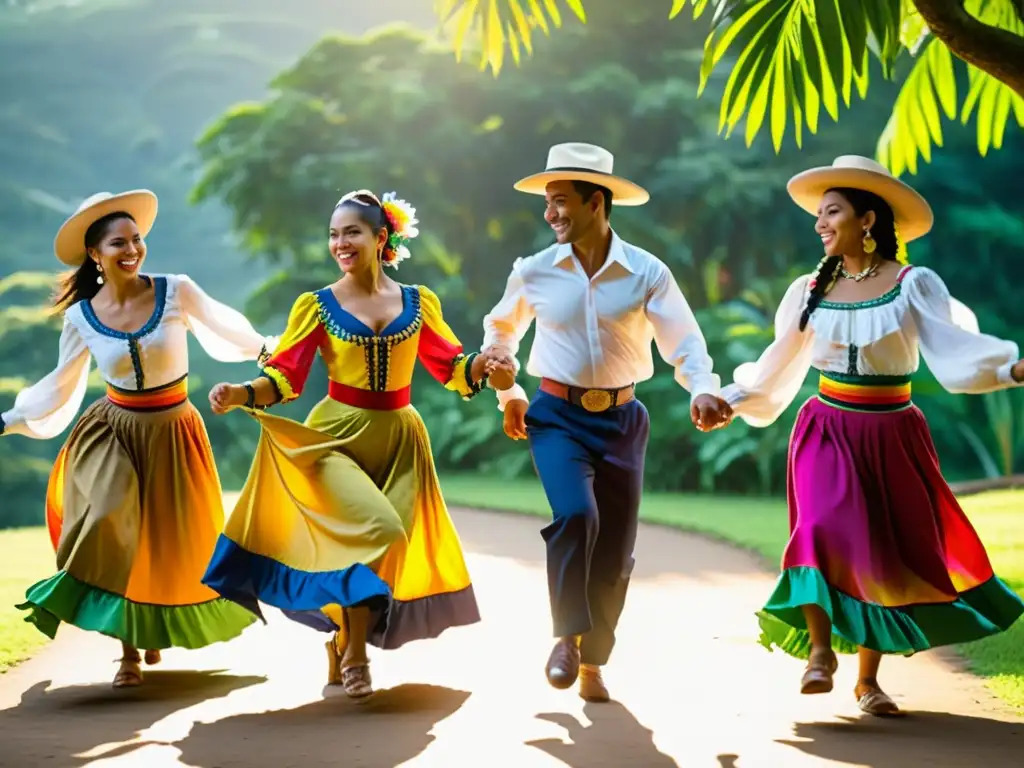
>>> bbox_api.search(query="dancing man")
[481,143,730,702]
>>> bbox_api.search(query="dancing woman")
[2,190,275,687]
[721,156,1024,716]
[202,190,512,699]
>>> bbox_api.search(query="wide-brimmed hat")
[53,190,158,266]
[787,155,933,242]
[514,143,649,206]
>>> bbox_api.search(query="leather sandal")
[340,664,373,699]
[800,649,838,694]
[857,686,901,717]
[113,656,143,688]
[326,636,373,698]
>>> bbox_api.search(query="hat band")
[543,165,615,176]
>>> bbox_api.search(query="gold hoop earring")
[862,229,877,254]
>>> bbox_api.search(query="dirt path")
[0,506,1021,767]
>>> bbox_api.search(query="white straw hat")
[514,142,649,206]
[53,190,158,266]
[787,155,933,242]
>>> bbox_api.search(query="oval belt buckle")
[580,389,614,412]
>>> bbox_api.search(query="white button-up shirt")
[482,232,720,409]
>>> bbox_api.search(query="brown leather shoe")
[545,637,580,689]
[579,663,609,702]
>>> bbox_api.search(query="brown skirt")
[17,378,256,649]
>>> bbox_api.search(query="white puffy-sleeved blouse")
[1,274,273,439]
[721,265,1021,427]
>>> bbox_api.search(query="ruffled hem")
[202,535,480,650]
[756,565,1024,659]
[16,571,258,650]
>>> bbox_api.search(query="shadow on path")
[0,670,264,765]
[779,711,1024,766]
[175,683,470,767]
[526,701,677,766]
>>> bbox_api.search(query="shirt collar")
[552,230,635,274]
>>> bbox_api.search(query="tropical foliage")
[0,0,431,525]
[1,0,1021,529]
[192,2,1022,498]
[433,0,1024,176]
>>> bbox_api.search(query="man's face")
[543,180,600,244]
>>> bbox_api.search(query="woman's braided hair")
[798,187,900,331]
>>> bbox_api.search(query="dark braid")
[798,187,899,331]
[799,255,842,331]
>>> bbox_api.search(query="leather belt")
[539,378,635,413]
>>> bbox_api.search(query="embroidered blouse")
[1,274,274,439]
[721,265,1022,427]
[259,284,484,405]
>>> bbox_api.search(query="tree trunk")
[912,0,1024,97]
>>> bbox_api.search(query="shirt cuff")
[998,360,1022,386]
[686,373,721,403]
[720,383,745,407]
[0,410,19,436]
[496,383,528,411]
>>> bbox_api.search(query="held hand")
[503,398,528,440]
[1012,359,1024,383]
[208,382,246,415]
[481,344,515,367]
[470,353,490,383]
[691,394,733,432]
[486,360,517,391]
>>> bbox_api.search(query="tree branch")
[912,0,1024,96]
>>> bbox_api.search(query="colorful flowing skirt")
[17,377,257,649]
[757,372,1024,659]
[201,395,480,651]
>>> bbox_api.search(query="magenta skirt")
[758,372,1024,658]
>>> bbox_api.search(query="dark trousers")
[525,390,649,666]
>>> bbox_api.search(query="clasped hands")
[476,344,517,391]
[690,394,733,432]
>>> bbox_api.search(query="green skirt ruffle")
[757,565,1024,659]
[17,570,257,650]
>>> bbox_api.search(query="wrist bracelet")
[244,382,256,409]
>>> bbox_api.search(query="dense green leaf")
[814,0,848,103]
[898,0,929,54]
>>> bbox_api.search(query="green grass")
[0,527,55,672]
[440,473,791,560]
[1,476,1021,709]
[440,474,1024,710]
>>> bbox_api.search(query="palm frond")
[878,0,1024,175]
[700,0,900,152]
[875,38,957,176]
[435,0,587,75]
